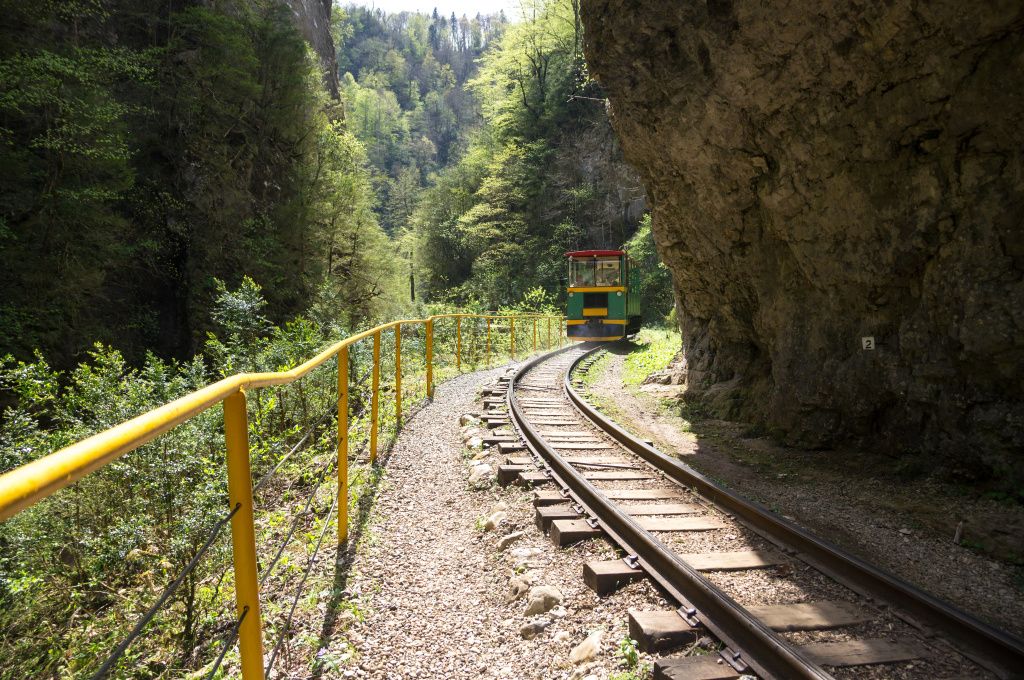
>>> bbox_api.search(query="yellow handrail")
[0,311,564,680]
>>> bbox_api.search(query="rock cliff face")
[288,0,339,98]
[581,1,1024,489]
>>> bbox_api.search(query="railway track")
[478,344,1024,680]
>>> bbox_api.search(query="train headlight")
[616,291,622,296]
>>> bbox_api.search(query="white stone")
[506,574,533,603]
[508,547,541,560]
[508,546,544,569]
[468,464,494,489]
[460,414,482,426]
[519,618,551,639]
[484,511,507,531]
[569,630,602,664]
[524,585,563,615]
[568,662,601,680]
[497,531,525,551]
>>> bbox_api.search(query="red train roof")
[565,249,625,258]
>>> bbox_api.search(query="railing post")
[533,318,537,352]
[370,331,380,463]
[223,391,266,680]
[425,319,434,399]
[486,317,491,366]
[394,324,402,429]
[456,316,462,372]
[337,346,349,543]
[511,317,516,359]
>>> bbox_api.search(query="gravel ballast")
[313,348,1018,680]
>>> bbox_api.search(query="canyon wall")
[288,0,339,98]
[581,0,1024,488]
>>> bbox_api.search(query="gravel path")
[335,364,662,680]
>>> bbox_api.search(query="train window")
[569,258,621,287]
[569,259,594,286]
[595,259,620,286]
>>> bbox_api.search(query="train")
[565,249,642,341]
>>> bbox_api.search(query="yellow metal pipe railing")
[337,345,349,544]
[394,323,402,428]
[425,318,434,398]
[0,311,562,680]
[369,330,381,463]
[223,390,265,677]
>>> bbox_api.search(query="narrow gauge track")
[488,344,1024,680]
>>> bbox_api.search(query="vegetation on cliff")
[0,0,403,369]
[408,0,648,308]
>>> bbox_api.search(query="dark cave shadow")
[588,338,642,357]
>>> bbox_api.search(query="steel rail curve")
[507,344,833,680]
[507,342,1024,680]
[561,345,1024,680]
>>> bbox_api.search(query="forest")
[0,0,672,677]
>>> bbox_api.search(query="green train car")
[565,249,642,341]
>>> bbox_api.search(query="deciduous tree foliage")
[0,0,402,367]
[0,279,341,677]
[333,5,507,234]
[409,0,647,309]
[626,215,676,323]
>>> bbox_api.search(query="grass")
[622,327,680,386]
[578,350,612,389]
[576,352,631,426]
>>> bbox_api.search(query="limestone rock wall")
[581,0,1024,488]
[288,0,339,98]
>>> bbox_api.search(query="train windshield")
[569,257,621,287]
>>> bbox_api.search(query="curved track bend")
[496,344,1024,680]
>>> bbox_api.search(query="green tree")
[411,0,644,311]
[625,215,675,323]
[0,2,152,361]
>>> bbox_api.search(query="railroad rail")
[490,343,1024,680]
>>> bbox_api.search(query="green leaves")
[0,277,347,677]
[625,215,675,323]
[410,0,643,313]
[210,277,272,343]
